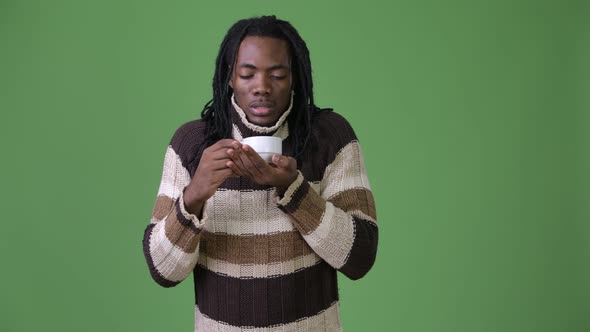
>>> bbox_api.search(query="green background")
[1,0,588,331]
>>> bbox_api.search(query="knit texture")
[142,104,378,331]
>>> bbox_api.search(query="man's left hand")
[226,142,298,193]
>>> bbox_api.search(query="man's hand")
[183,139,239,215]
[226,142,298,193]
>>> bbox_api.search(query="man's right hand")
[183,139,238,216]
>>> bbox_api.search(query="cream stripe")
[197,252,322,279]
[157,146,191,199]
[231,124,243,141]
[231,117,290,141]
[348,209,377,225]
[320,141,371,199]
[309,181,320,193]
[273,122,290,140]
[157,183,177,201]
[195,301,342,331]
[205,188,297,235]
[303,203,355,269]
[149,221,200,282]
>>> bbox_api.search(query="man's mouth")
[250,107,272,116]
[250,101,274,116]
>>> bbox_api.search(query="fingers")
[229,146,258,178]
[214,141,296,187]
[217,167,237,180]
[227,144,274,181]
[204,140,241,161]
[207,148,234,161]
[209,159,235,171]
[271,155,297,170]
[237,145,266,177]
[242,145,273,172]
[225,160,245,177]
[209,139,239,152]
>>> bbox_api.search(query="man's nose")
[253,75,271,95]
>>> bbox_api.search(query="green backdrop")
[1,0,588,331]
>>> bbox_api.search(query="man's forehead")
[237,63,290,70]
[236,36,291,65]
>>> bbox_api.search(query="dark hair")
[200,15,331,160]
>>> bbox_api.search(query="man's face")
[230,36,293,127]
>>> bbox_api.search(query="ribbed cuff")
[276,171,308,212]
[178,190,208,229]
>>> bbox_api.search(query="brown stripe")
[194,261,338,327]
[173,199,200,232]
[328,188,377,221]
[152,195,175,220]
[200,230,313,265]
[160,201,201,253]
[163,214,200,253]
[282,181,327,235]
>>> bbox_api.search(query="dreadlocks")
[200,15,331,160]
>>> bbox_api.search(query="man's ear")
[228,65,234,89]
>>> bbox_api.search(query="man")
[142,15,378,331]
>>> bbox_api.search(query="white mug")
[240,136,282,163]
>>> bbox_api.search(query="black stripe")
[304,111,359,181]
[194,261,339,327]
[142,223,181,288]
[279,177,309,214]
[168,120,207,177]
[219,176,275,191]
[339,217,379,280]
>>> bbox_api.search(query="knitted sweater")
[142,100,378,331]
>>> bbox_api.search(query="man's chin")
[246,115,278,127]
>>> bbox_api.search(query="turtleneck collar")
[230,92,292,141]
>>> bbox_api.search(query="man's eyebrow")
[238,63,290,70]
[238,63,257,69]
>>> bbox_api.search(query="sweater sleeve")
[276,125,378,280]
[142,129,207,288]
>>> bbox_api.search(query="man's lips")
[250,107,272,116]
[250,102,275,116]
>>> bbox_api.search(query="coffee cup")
[240,136,282,163]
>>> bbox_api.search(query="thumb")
[272,154,290,168]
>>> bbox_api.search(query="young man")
[143,15,378,331]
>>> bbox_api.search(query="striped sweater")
[142,101,378,331]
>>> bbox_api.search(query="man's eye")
[239,75,253,79]
[271,75,286,80]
